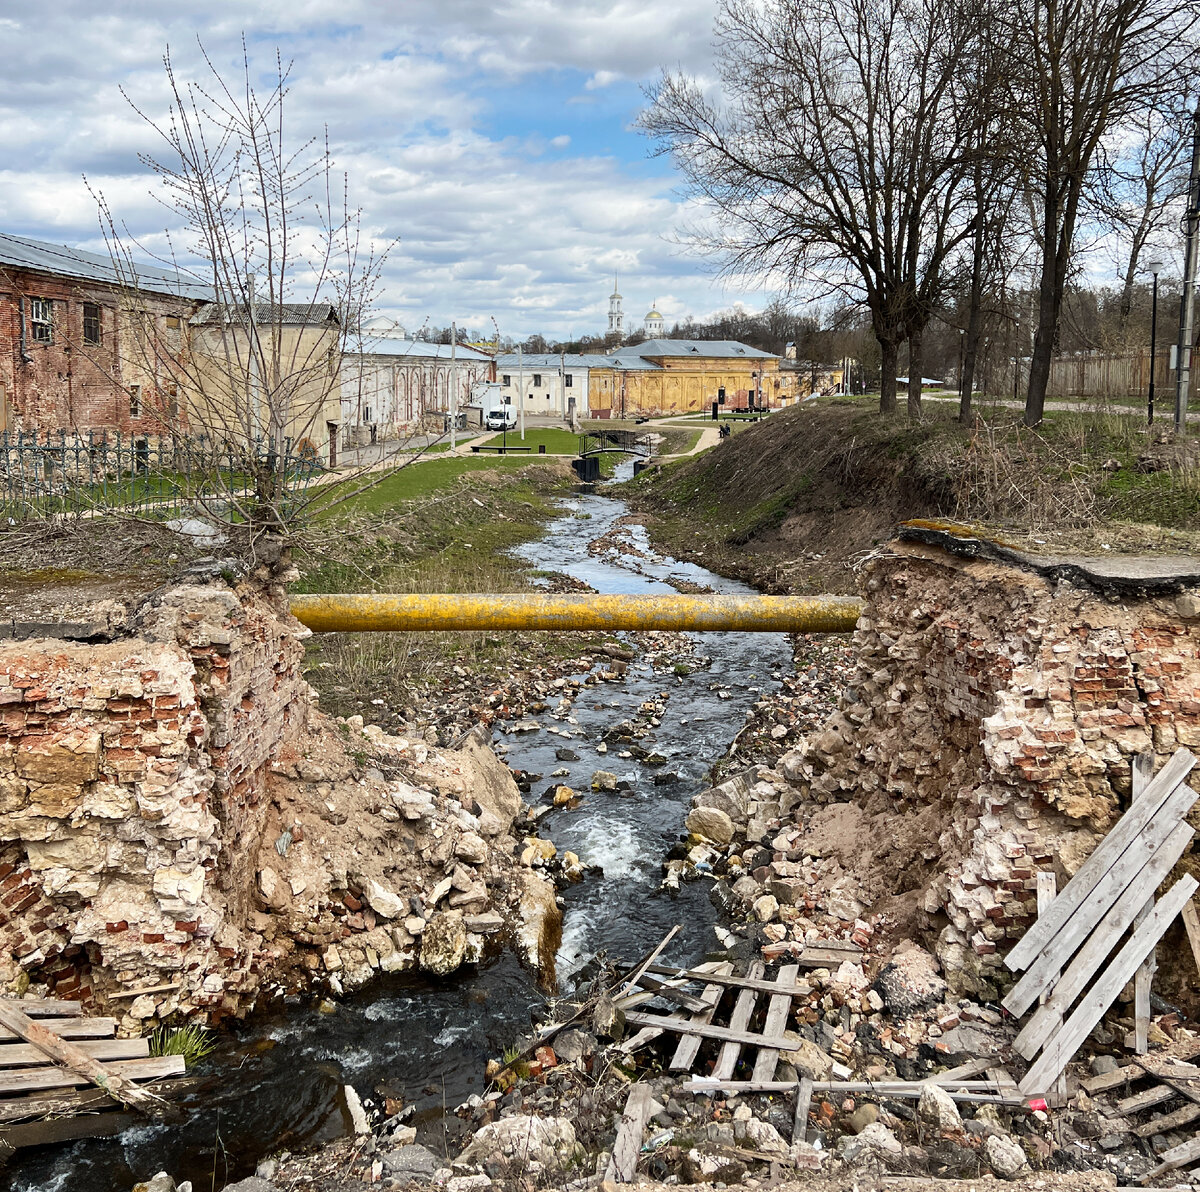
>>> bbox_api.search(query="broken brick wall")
[800,539,1200,1002]
[0,581,310,1017]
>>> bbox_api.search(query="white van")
[485,405,518,431]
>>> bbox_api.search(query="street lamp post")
[957,328,964,396]
[1012,317,1021,404]
[1148,258,1163,425]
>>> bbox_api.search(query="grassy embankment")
[620,398,1200,596]
[296,455,622,731]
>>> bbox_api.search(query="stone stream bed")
[10,469,798,1192]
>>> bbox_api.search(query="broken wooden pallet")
[1081,1047,1200,1141]
[0,995,188,1148]
[1000,749,1200,1098]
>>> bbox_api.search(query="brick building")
[0,233,210,436]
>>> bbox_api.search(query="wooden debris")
[1132,750,1156,1055]
[792,1076,813,1145]
[605,1083,653,1183]
[623,1010,793,1051]
[751,964,799,1084]
[0,1054,184,1097]
[645,965,812,998]
[712,960,763,1081]
[0,999,167,1114]
[669,963,732,1072]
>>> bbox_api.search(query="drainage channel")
[11,465,795,1192]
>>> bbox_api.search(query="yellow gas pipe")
[288,593,864,635]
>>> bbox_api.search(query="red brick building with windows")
[0,233,210,436]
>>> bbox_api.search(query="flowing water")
[12,468,792,1192]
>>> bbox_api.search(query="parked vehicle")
[485,406,518,431]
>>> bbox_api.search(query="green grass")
[478,427,582,453]
[315,455,553,518]
[150,1023,216,1066]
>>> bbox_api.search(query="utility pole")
[1175,103,1200,432]
[450,321,457,452]
[518,344,524,442]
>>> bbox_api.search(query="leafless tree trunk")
[640,0,978,420]
[997,0,1200,426]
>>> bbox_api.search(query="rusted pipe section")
[289,593,864,634]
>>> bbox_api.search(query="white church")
[607,278,664,340]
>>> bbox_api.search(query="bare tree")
[92,41,406,548]
[1091,88,1198,339]
[640,0,979,418]
[996,0,1200,425]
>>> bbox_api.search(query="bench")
[470,445,532,453]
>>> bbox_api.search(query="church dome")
[645,309,662,320]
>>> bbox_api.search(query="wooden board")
[631,973,710,1013]
[1013,821,1193,1051]
[1138,1132,1200,1183]
[670,963,732,1073]
[712,960,763,1082]
[623,1011,793,1052]
[645,965,812,998]
[1134,1101,1200,1138]
[605,1083,652,1183]
[1020,875,1198,1097]
[1133,751,1157,1055]
[1080,1041,1200,1094]
[1182,899,1200,978]
[0,1076,197,1123]
[0,1037,148,1069]
[1004,748,1196,973]
[0,998,82,1018]
[793,1076,813,1145]
[1004,812,1195,1018]
[1117,1084,1177,1115]
[0,1018,115,1042]
[0,1054,184,1096]
[751,964,798,1084]
[0,1111,135,1150]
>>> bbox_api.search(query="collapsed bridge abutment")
[796,531,1200,1005]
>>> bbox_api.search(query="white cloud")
[0,1,779,339]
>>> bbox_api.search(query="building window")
[29,298,52,343]
[502,374,511,386]
[82,303,102,346]
[129,385,141,417]
[163,383,179,420]
[532,374,542,387]
[363,406,372,423]
[165,315,181,329]
[565,374,573,388]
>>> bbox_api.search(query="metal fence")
[0,430,325,522]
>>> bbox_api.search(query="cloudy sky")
[0,0,777,340]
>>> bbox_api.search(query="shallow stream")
[13,468,793,1192]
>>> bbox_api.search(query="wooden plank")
[670,963,732,1073]
[0,1077,196,1123]
[752,964,799,1084]
[605,1083,652,1183]
[645,965,812,998]
[1134,1101,1200,1138]
[686,1079,1023,1104]
[792,1077,812,1145]
[0,1038,149,1069]
[1019,874,1198,1097]
[616,962,723,1013]
[107,983,180,1000]
[712,960,763,1081]
[1013,822,1193,1050]
[0,1018,115,1042]
[0,998,82,1018]
[937,1058,993,1083]
[0,1054,185,1096]
[1182,898,1200,978]
[1136,1132,1200,1184]
[1132,752,1157,1056]
[629,973,710,1013]
[614,926,679,1001]
[623,1011,792,1051]
[794,945,863,967]
[1080,1041,1200,1094]
[0,999,165,1114]
[0,1111,135,1150]
[1005,814,1195,1018]
[1117,1083,1176,1115]
[1004,748,1196,973]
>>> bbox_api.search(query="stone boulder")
[458,1114,579,1169]
[837,1121,901,1163]
[590,770,618,792]
[985,1132,1029,1179]
[872,940,947,1016]
[918,1082,963,1133]
[383,1144,441,1178]
[461,738,523,831]
[513,870,562,985]
[686,806,734,845]
[779,1032,834,1080]
[420,910,467,976]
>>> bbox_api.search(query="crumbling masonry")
[796,536,1200,1004]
